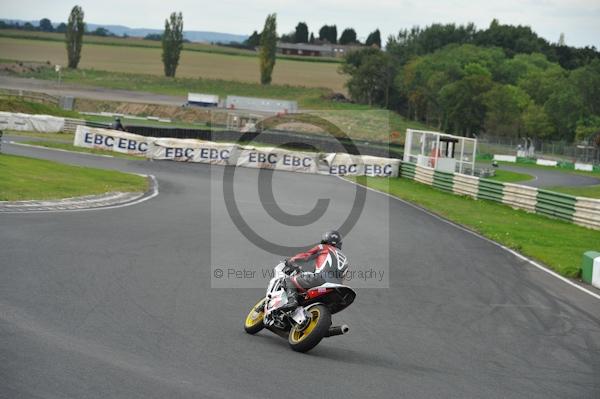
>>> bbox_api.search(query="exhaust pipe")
[326,324,349,337]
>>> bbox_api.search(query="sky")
[2,0,599,48]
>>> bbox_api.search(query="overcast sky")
[3,0,599,48]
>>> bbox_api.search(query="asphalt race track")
[0,76,186,106]
[1,142,599,399]
[500,165,600,188]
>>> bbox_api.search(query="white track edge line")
[10,141,115,158]
[339,176,600,301]
[2,175,158,214]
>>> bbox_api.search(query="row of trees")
[246,23,381,48]
[63,6,184,78]
[0,19,67,33]
[341,21,600,142]
[62,6,274,84]
[0,18,119,37]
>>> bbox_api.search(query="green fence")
[399,161,600,230]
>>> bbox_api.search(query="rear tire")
[244,298,266,334]
[288,305,331,353]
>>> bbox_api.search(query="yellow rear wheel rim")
[290,307,321,343]
[245,299,265,328]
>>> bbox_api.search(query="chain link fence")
[478,135,600,164]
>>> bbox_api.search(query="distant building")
[186,93,219,107]
[225,95,298,114]
[276,42,364,58]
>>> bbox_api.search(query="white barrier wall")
[536,159,558,166]
[75,126,400,177]
[148,138,233,165]
[575,163,594,172]
[493,154,517,162]
[74,126,150,156]
[0,112,65,132]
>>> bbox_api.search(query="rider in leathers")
[281,230,349,310]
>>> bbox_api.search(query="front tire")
[288,305,331,353]
[244,298,266,334]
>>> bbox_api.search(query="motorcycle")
[243,262,356,353]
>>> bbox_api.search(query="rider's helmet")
[321,230,342,249]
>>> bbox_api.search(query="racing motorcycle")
[243,262,356,353]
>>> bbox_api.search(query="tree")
[161,12,184,77]
[91,27,111,37]
[294,22,308,43]
[341,48,397,107]
[279,32,294,43]
[474,19,545,57]
[575,115,600,141]
[522,104,555,138]
[245,30,261,47]
[569,59,600,115]
[387,23,476,65]
[259,13,277,85]
[483,84,531,136]
[309,32,315,43]
[39,18,54,32]
[56,23,67,33]
[439,63,494,136]
[339,28,357,45]
[365,29,381,48]
[144,33,162,41]
[65,5,85,69]
[318,25,337,44]
[544,82,584,141]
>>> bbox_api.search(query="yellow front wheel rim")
[244,299,265,328]
[290,307,321,343]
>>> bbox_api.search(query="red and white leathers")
[288,243,349,291]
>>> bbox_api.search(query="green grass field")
[549,185,600,199]
[481,160,600,177]
[20,141,143,160]
[352,176,600,277]
[0,29,342,63]
[488,169,535,183]
[0,153,147,200]
[0,98,80,117]
[0,36,346,91]
[3,131,74,141]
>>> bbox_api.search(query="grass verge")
[480,160,600,178]
[4,130,74,141]
[351,176,600,277]
[0,98,80,118]
[488,169,535,183]
[549,185,600,199]
[20,141,143,160]
[0,29,342,64]
[0,153,147,200]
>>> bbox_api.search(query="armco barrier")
[400,162,600,230]
[535,190,576,222]
[574,198,600,230]
[74,126,400,177]
[502,184,538,212]
[432,170,454,193]
[125,125,403,159]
